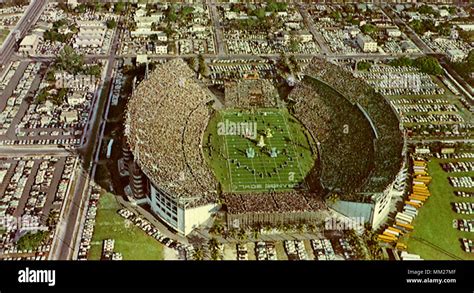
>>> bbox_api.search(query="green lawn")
[404,158,474,260]
[88,193,164,260]
[203,108,317,192]
[0,29,9,45]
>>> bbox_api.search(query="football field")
[209,108,316,192]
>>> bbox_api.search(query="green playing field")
[203,108,317,193]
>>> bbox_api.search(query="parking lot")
[0,155,76,260]
[0,58,106,147]
[218,234,358,261]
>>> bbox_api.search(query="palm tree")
[237,228,247,241]
[296,223,305,233]
[192,247,205,260]
[208,238,222,260]
[228,228,237,239]
[186,56,197,72]
[210,248,222,260]
[197,54,210,78]
[208,238,219,251]
[46,211,59,227]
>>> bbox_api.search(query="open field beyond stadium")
[404,158,474,260]
[88,193,164,260]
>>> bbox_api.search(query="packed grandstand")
[125,58,218,207]
[300,58,404,197]
[224,79,281,109]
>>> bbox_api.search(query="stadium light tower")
[145,60,149,80]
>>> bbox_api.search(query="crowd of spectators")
[224,191,323,215]
[303,58,404,194]
[224,79,280,109]
[125,59,218,206]
[289,75,375,195]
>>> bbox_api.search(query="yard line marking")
[252,110,283,186]
[281,111,306,190]
[221,114,234,191]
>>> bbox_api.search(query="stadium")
[123,58,405,235]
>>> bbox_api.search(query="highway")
[0,145,71,156]
[23,51,430,63]
[207,0,226,56]
[381,5,433,55]
[298,3,330,55]
[52,15,122,260]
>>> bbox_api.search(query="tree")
[209,220,224,235]
[289,55,300,73]
[467,50,474,65]
[450,49,474,83]
[363,224,383,260]
[76,4,86,13]
[208,238,222,260]
[53,19,67,29]
[357,61,372,71]
[296,223,305,233]
[208,238,219,249]
[47,210,59,227]
[106,19,117,30]
[409,19,424,34]
[17,231,49,251]
[237,228,247,241]
[94,2,103,12]
[343,5,355,14]
[361,24,377,35]
[55,45,85,74]
[85,65,102,77]
[388,56,413,67]
[289,35,300,53]
[413,56,443,75]
[437,21,451,36]
[252,8,266,20]
[165,4,178,23]
[46,70,56,83]
[36,88,49,104]
[186,56,197,72]
[113,1,125,14]
[266,1,279,13]
[12,0,28,6]
[180,6,194,18]
[192,247,205,260]
[418,4,435,15]
[277,52,291,74]
[197,54,209,78]
[52,88,67,105]
[330,11,342,21]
